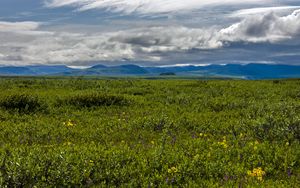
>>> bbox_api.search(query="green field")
[0,78,299,187]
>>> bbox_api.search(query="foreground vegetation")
[0,78,299,187]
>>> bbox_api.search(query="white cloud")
[231,6,300,17]
[220,9,300,43]
[45,0,269,14]
[19,27,221,65]
[1,9,300,66]
[0,21,40,32]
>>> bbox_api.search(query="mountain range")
[0,63,300,80]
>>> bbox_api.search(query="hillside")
[1,63,300,79]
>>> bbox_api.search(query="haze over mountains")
[0,63,300,80]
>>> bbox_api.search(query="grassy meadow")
[0,77,299,187]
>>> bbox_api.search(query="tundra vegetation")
[0,78,299,187]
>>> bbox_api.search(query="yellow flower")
[171,167,178,172]
[64,119,75,127]
[247,167,266,181]
[199,133,208,138]
[168,167,178,174]
[151,141,155,145]
[218,139,228,149]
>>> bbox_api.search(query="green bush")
[59,93,130,108]
[0,94,47,113]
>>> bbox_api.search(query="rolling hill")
[0,63,300,79]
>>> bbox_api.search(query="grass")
[0,77,299,187]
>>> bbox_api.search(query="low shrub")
[0,94,47,113]
[59,93,130,108]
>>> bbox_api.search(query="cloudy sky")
[0,0,300,66]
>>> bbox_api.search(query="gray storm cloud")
[0,9,300,65]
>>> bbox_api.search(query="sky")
[0,0,300,67]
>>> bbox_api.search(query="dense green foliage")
[0,78,299,187]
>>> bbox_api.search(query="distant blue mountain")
[91,64,149,75]
[200,64,300,79]
[145,64,300,79]
[0,63,300,79]
[0,65,72,76]
[0,66,34,75]
[28,65,73,75]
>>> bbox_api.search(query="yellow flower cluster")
[199,133,208,137]
[247,167,266,181]
[63,119,75,127]
[218,136,228,149]
[168,167,178,174]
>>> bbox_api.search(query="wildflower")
[168,167,178,174]
[219,141,228,148]
[247,167,266,181]
[63,119,75,127]
[151,140,155,145]
[218,137,228,149]
[287,168,292,177]
[199,133,208,138]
